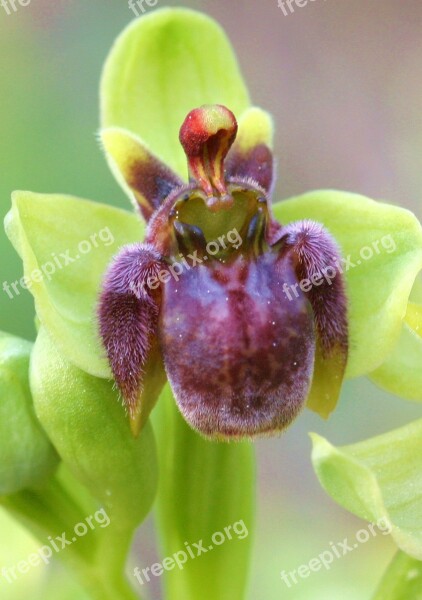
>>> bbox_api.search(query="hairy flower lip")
[159,252,315,439]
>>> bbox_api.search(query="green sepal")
[311,419,422,560]
[274,191,422,380]
[370,302,422,401]
[5,191,143,378]
[100,8,250,177]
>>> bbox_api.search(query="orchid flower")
[99,103,348,438]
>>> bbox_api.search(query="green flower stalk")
[1,7,422,600]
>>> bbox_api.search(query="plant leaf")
[370,302,422,401]
[4,191,143,377]
[311,420,422,560]
[30,327,157,530]
[152,388,255,600]
[273,190,422,378]
[100,8,250,178]
[0,332,59,494]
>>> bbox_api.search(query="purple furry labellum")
[98,104,348,439]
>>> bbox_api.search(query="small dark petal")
[101,128,183,221]
[159,253,315,439]
[226,143,274,195]
[127,160,182,220]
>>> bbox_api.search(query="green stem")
[71,565,140,600]
[93,523,140,600]
[372,550,422,600]
[1,472,141,600]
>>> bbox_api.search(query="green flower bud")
[30,327,157,530]
[0,332,59,495]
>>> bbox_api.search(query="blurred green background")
[0,1,421,599]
